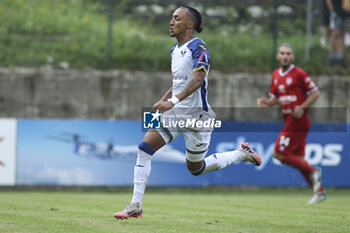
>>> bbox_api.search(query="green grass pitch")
[0,188,349,233]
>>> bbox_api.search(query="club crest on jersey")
[181,49,187,57]
[286,77,293,85]
[278,84,286,93]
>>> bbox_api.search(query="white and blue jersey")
[170,37,212,114]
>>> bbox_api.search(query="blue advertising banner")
[17,120,350,187]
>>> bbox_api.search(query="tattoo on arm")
[179,70,205,101]
[185,79,195,97]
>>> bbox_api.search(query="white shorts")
[156,108,215,162]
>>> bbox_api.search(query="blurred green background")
[0,0,348,74]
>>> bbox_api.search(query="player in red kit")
[257,43,327,204]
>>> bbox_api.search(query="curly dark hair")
[182,6,203,33]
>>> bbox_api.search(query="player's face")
[169,8,190,37]
[276,47,294,67]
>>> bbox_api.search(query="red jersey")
[269,65,318,132]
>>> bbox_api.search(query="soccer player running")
[257,43,327,204]
[114,6,261,219]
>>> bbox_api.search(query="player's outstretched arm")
[257,96,278,107]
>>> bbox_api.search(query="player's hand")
[152,100,162,111]
[257,97,268,107]
[293,106,304,118]
[152,101,174,112]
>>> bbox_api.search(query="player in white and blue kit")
[156,30,216,165]
[114,6,262,220]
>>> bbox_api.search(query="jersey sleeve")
[188,39,210,73]
[299,69,318,95]
[269,74,278,98]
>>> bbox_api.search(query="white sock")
[131,149,152,207]
[202,150,245,175]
